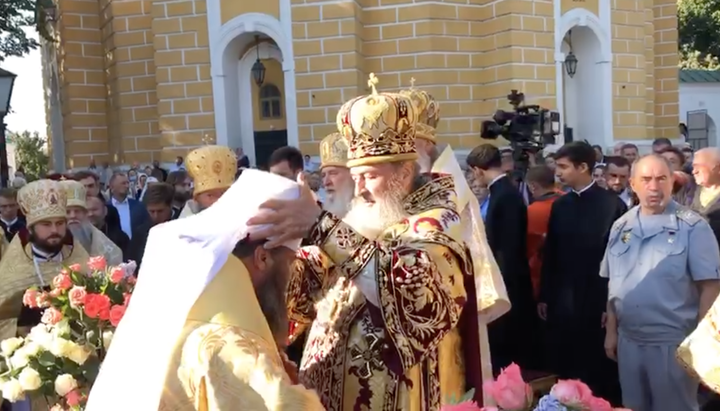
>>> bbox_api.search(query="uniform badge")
[668,231,676,244]
[621,231,631,244]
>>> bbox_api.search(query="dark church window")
[259,84,282,119]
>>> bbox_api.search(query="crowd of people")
[2,74,720,411]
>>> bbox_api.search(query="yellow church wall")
[152,0,215,162]
[221,1,279,25]
[54,0,109,168]
[652,0,679,139]
[251,59,287,132]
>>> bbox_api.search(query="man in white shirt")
[108,172,150,239]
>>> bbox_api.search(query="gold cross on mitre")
[367,73,380,96]
[364,73,387,125]
[201,133,213,145]
[409,77,416,89]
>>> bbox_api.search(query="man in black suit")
[107,172,151,240]
[0,188,25,242]
[74,170,122,233]
[467,144,537,373]
[128,183,176,272]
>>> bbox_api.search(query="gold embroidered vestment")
[288,174,472,411]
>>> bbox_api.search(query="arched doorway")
[209,13,298,167]
[555,10,612,148]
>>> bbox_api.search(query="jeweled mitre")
[18,180,68,226]
[186,145,237,195]
[336,73,419,168]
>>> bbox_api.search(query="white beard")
[343,180,408,239]
[417,150,433,173]
[68,221,94,252]
[323,184,354,219]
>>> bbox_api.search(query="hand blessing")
[247,173,322,248]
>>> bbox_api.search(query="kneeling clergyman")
[264,75,483,410]
[59,180,123,266]
[178,145,237,218]
[86,170,325,411]
[0,180,90,411]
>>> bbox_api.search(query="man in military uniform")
[178,145,237,218]
[602,154,720,411]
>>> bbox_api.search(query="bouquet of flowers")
[441,363,632,411]
[0,256,136,410]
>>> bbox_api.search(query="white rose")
[51,320,71,338]
[9,349,29,369]
[54,374,77,397]
[17,368,41,391]
[22,342,40,358]
[1,379,25,402]
[49,338,73,359]
[67,345,91,366]
[1,338,24,357]
[29,325,52,350]
[102,330,114,349]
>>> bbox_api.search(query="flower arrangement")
[0,256,136,410]
[441,364,632,411]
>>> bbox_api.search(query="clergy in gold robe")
[59,180,123,266]
[677,298,720,393]
[279,75,483,411]
[178,145,237,219]
[398,83,511,403]
[87,169,324,411]
[0,180,90,342]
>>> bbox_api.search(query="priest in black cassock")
[467,144,537,373]
[538,141,626,404]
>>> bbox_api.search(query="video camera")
[480,90,561,169]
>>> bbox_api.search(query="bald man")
[691,147,720,243]
[603,154,720,411]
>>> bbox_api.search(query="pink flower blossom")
[586,396,613,411]
[36,292,50,308]
[87,256,107,272]
[440,400,482,411]
[52,273,73,291]
[68,286,87,307]
[551,380,593,407]
[49,405,64,411]
[65,389,82,407]
[480,408,499,411]
[41,307,63,325]
[123,293,131,306]
[109,304,126,327]
[50,289,62,298]
[67,264,81,272]
[109,267,124,284]
[22,289,38,308]
[483,363,532,411]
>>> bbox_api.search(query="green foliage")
[0,0,55,62]
[678,0,720,69]
[12,130,48,181]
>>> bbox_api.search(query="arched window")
[259,84,282,119]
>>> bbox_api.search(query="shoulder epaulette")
[676,207,703,226]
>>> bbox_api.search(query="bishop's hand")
[247,173,322,248]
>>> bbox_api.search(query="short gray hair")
[631,153,672,178]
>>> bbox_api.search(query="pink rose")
[65,389,82,407]
[440,401,482,411]
[67,264,81,272]
[41,307,63,325]
[22,289,38,308]
[68,286,87,307]
[109,304,126,327]
[52,273,73,291]
[483,363,532,410]
[83,294,109,319]
[127,275,136,285]
[87,256,106,272]
[109,267,124,284]
[50,289,62,298]
[551,380,593,407]
[123,293,131,306]
[587,396,613,411]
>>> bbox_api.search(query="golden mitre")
[18,180,68,226]
[319,132,349,169]
[186,145,237,196]
[398,79,440,144]
[59,180,88,209]
[335,73,418,168]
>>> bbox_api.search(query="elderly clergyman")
[602,154,720,411]
[87,170,325,410]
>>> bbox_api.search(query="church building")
[41,0,679,169]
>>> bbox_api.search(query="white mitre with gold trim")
[18,180,68,226]
[87,169,303,411]
[59,180,88,209]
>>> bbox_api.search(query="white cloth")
[138,176,160,202]
[86,169,303,411]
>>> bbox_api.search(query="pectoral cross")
[368,73,379,95]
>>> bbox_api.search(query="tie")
[480,195,490,221]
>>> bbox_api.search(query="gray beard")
[68,221,94,252]
[343,176,409,239]
[323,185,354,219]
